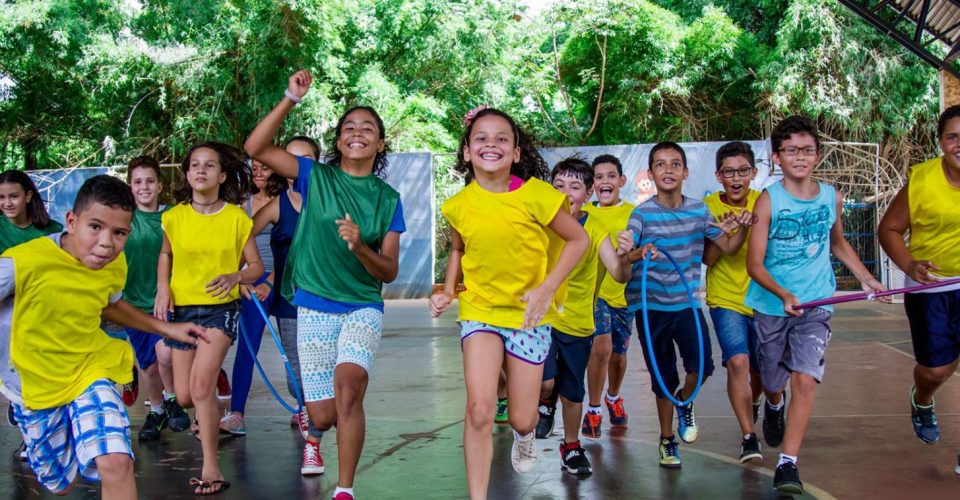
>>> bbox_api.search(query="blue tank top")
[270,190,299,318]
[745,181,837,316]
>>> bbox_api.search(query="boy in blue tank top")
[745,115,884,494]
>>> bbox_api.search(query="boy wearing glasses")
[703,141,764,464]
[624,142,751,468]
[746,116,884,494]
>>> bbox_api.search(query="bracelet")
[284,89,302,105]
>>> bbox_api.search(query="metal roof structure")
[838,0,960,77]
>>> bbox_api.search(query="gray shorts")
[754,308,832,393]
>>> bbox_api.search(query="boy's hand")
[520,285,554,330]
[709,210,750,235]
[288,70,313,99]
[429,292,453,318]
[154,287,174,320]
[861,277,890,303]
[616,230,635,255]
[781,293,802,317]
[907,259,940,284]
[626,243,657,261]
[206,272,241,299]
[336,213,362,252]
[163,322,211,347]
[732,209,754,228]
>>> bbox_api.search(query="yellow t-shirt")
[908,157,960,276]
[162,203,253,305]
[704,189,759,316]
[582,201,635,308]
[553,214,609,337]
[442,178,567,329]
[3,237,133,410]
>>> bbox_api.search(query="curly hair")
[251,159,287,198]
[454,107,549,184]
[174,142,252,205]
[325,106,391,178]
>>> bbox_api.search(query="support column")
[940,70,960,110]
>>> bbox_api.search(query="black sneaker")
[739,433,763,463]
[164,398,191,432]
[138,410,169,441]
[763,400,785,448]
[535,401,556,439]
[559,442,592,475]
[773,461,804,494]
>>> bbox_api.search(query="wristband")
[284,89,302,104]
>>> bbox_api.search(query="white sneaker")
[511,433,537,473]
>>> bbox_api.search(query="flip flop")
[190,477,230,496]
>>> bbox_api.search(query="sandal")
[190,477,230,496]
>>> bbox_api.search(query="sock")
[333,487,354,499]
[163,391,175,402]
[539,396,557,407]
[587,405,602,415]
[660,434,676,443]
[744,433,752,440]
[767,398,785,411]
[513,429,534,442]
[605,392,621,404]
[150,406,165,416]
[911,387,934,409]
[562,440,580,450]
[778,453,798,467]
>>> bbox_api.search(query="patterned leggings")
[298,307,383,401]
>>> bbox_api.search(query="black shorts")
[905,289,960,368]
[542,328,593,403]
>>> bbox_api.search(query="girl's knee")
[189,378,216,402]
[508,414,535,435]
[466,400,495,429]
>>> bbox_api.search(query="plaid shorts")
[13,380,133,494]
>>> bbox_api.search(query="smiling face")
[593,162,626,207]
[129,166,161,210]
[251,160,272,191]
[552,172,592,214]
[335,109,385,165]
[649,147,688,194]
[715,155,756,205]
[772,132,820,181]
[64,202,132,270]
[186,147,226,196]
[0,182,30,224]
[939,116,960,173]
[463,114,521,179]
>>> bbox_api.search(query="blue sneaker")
[674,390,698,443]
[910,387,940,445]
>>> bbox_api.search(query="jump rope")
[236,293,304,414]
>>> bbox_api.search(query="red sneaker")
[121,368,139,407]
[216,369,231,400]
[581,411,602,439]
[296,409,310,440]
[301,441,325,475]
[606,396,629,427]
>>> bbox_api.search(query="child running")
[430,105,589,499]
[155,142,263,496]
[625,142,751,469]
[245,71,405,500]
[122,156,191,440]
[702,141,765,462]
[746,115,884,494]
[0,175,208,499]
[878,105,960,457]
[0,170,62,253]
[580,154,636,437]
[535,156,636,477]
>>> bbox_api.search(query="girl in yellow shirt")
[154,142,263,496]
[430,107,589,499]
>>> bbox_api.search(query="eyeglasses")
[652,161,685,172]
[718,167,755,179]
[778,146,818,157]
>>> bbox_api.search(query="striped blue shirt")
[626,197,723,312]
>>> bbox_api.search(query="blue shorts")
[125,328,161,369]
[636,308,714,398]
[709,307,759,372]
[905,289,960,368]
[13,380,133,494]
[164,301,240,350]
[460,321,551,365]
[542,328,593,403]
[593,299,632,355]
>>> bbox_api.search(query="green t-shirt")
[283,159,401,305]
[122,207,169,312]
[0,216,63,254]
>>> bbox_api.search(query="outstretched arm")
[103,299,210,345]
[598,232,633,283]
[430,228,464,317]
[708,210,753,255]
[244,70,314,179]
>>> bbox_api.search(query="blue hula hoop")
[640,246,705,407]
[237,293,304,414]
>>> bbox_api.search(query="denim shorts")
[709,307,760,372]
[163,301,240,350]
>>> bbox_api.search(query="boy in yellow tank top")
[0,176,207,499]
[879,105,960,453]
[580,154,636,437]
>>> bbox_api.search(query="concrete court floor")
[1,299,959,499]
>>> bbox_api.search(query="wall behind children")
[28,152,435,300]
